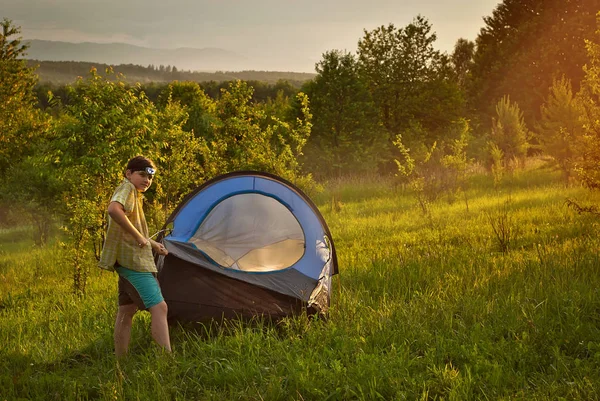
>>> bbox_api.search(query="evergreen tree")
[0,19,50,229]
[574,27,600,189]
[469,0,600,127]
[490,96,529,165]
[0,18,44,177]
[536,77,583,179]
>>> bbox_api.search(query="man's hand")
[150,239,168,256]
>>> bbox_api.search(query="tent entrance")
[188,193,305,272]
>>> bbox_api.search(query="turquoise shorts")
[115,266,164,310]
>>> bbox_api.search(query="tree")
[394,119,473,212]
[157,81,217,140]
[147,97,208,226]
[357,16,464,149]
[451,38,475,90]
[43,68,207,294]
[536,77,583,179]
[301,50,388,177]
[441,119,473,208]
[469,0,600,127]
[489,96,529,166]
[573,26,600,190]
[204,80,313,187]
[0,19,50,230]
[0,18,44,178]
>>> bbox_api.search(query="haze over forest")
[5,0,501,72]
[25,40,251,72]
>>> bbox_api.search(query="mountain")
[24,40,251,72]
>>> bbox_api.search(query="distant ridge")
[24,39,252,72]
[27,59,316,86]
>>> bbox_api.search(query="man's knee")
[149,301,168,316]
[117,303,138,319]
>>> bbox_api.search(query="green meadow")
[2,163,600,400]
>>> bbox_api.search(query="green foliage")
[204,80,312,187]
[395,120,474,213]
[451,38,475,90]
[441,119,474,206]
[357,16,464,144]
[0,18,51,231]
[486,197,520,253]
[1,155,62,245]
[149,97,209,226]
[301,50,388,178]
[0,18,45,174]
[30,59,315,86]
[393,132,438,214]
[469,0,598,126]
[490,96,529,165]
[488,142,505,187]
[573,28,600,190]
[156,81,217,140]
[536,77,583,179]
[40,67,206,293]
[260,88,292,122]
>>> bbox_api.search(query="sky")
[2,0,501,72]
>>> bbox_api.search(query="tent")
[156,171,338,324]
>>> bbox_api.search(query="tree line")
[34,79,300,109]
[2,1,600,293]
[27,59,315,86]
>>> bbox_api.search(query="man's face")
[126,169,154,192]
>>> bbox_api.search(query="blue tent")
[157,171,338,324]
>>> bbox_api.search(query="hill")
[25,39,251,72]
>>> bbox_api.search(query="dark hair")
[125,156,156,176]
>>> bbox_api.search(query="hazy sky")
[3,0,500,72]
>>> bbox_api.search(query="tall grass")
[2,164,600,400]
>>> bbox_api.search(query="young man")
[99,156,171,357]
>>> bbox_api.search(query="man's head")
[125,156,156,192]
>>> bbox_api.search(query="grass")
[2,163,600,400]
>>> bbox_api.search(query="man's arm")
[107,201,168,255]
[107,201,148,247]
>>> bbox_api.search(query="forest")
[27,59,316,86]
[3,0,600,399]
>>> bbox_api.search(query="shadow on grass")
[3,335,114,400]
[167,308,326,345]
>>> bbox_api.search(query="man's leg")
[148,301,171,352]
[114,303,138,357]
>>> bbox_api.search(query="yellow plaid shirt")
[98,178,156,272]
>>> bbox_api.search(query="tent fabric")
[166,175,337,279]
[161,240,318,301]
[188,193,305,271]
[157,171,338,324]
[157,254,307,323]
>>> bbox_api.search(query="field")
[2,163,600,400]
